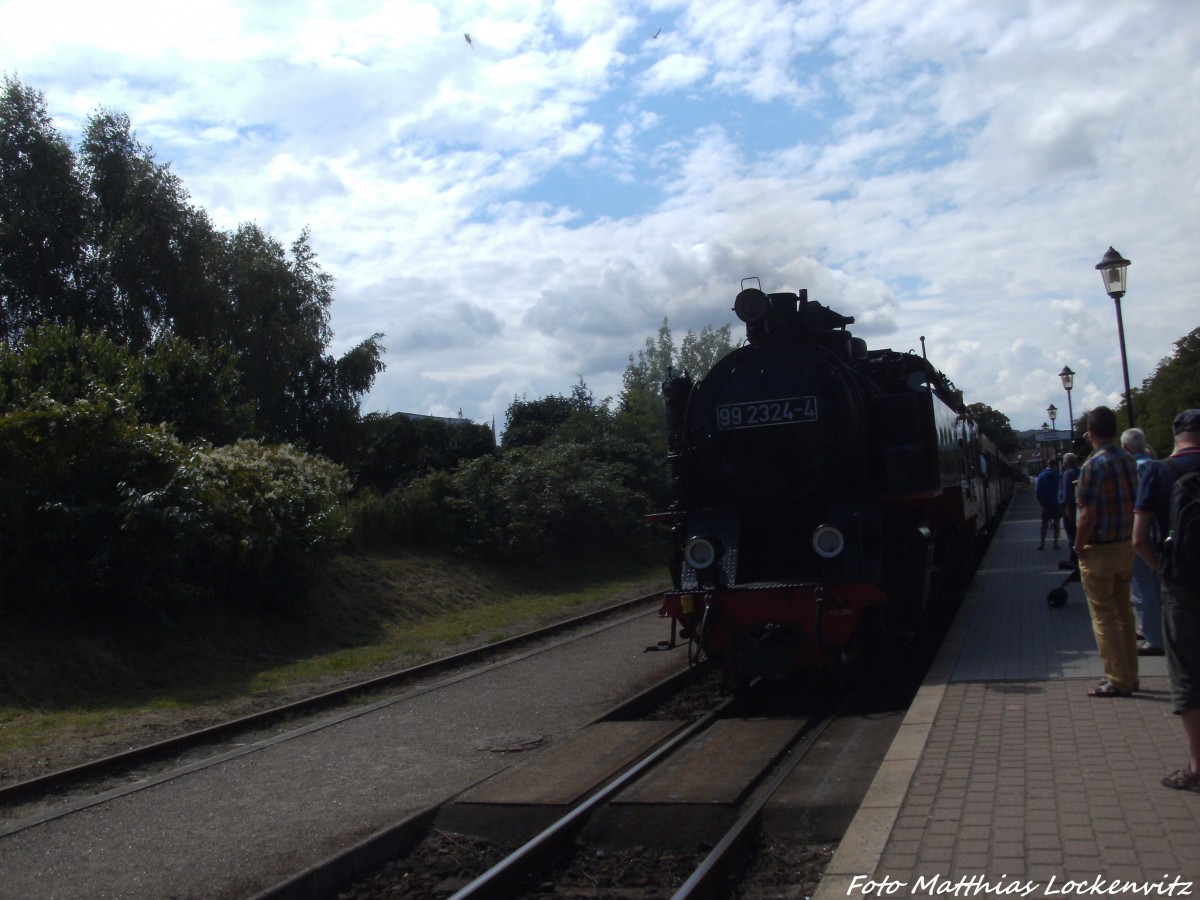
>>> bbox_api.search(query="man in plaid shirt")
[1073,406,1140,697]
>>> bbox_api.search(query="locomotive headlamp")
[684,536,721,570]
[811,524,845,559]
[734,288,770,324]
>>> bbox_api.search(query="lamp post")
[1095,247,1134,427]
[1048,404,1058,454]
[1059,365,1075,445]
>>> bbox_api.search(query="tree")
[222,223,382,460]
[619,317,736,444]
[3,78,385,464]
[966,402,1020,456]
[679,323,735,383]
[0,78,388,612]
[621,318,735,399]
[622,318,675,398]
[0,323,252,446]
[78,109,228,347]
[1126,324,1200,454]
[0,77,88,341]
[393,380,661,566]
[356,411,494,494]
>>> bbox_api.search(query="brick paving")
[816,486,1200,899]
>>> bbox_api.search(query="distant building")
[1013,428,1072,475]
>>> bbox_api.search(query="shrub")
[0,392,351,613]
[0,390,182,609]
[172,440,352,601]
[377,441,656,566]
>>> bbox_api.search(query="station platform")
[815,486,1200,899]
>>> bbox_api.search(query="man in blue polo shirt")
[1133,409,1200,792]
[1035,458,1062,550]
[1074,406,1139,698]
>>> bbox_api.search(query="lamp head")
[1095,247,1131,299]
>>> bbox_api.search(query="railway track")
[0,593,663,810]
[450,707,837,900]
[259,674,877,900]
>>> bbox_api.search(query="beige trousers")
[1078,540,1139,693]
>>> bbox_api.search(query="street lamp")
[1059,365,1075,443]
[1048,404,1059,455]
[1095,247,1134,427]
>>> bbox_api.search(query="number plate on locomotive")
[716,396,818,430]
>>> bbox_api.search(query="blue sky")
[3,0,1198,436]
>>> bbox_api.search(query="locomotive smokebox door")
[686,343,867,506]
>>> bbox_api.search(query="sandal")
[1088,681,1132,698]
[1161,768,1200,792]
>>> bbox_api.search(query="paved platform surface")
[0,608,685,899]
[817,486,1200,900]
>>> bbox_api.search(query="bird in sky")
[464,33,473,49]
[652,29,661,39]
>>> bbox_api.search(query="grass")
[0,548,668,758]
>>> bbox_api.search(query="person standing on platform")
[1073,406,1139,698]
[1122,428,1164,655]
[1035,458,1063,550]
[1059,452,1081,571]
[1133,409,1200,791]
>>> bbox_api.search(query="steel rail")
[446,696,738,900]
[671,712,836,899]
[0,591,663,807]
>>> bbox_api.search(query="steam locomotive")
[649,280,1012,684]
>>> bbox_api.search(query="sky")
[3,0,1198,437]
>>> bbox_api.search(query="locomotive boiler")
[650,280,1012,685]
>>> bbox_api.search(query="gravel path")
[0,610,686,899]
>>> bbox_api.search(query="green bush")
[0,390,181,609]
[355,412,495,494]
[0,391,351,613]
[173,440,352,599]
[364,440,655,566]
[342,380,667,567]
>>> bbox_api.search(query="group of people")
[1035,423,1164,655]
[1035,406,1200,793]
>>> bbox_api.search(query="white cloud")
[2,0,1197,434]
[641,53,710,92]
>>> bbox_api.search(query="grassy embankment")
[0,548,668,762]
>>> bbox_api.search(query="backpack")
[1161,454,1200,589]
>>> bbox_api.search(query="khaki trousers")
[1078,540,1139,693]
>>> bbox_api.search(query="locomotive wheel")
[1047,588,1068,608]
